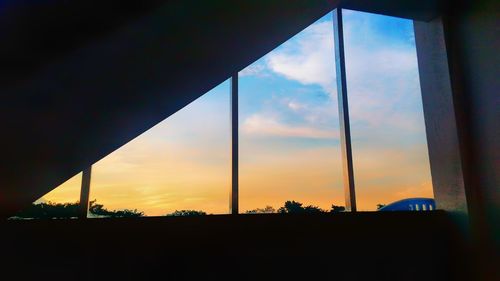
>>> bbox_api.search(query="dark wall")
[0,212,469,281]
[443,0,499,277]
[446,0,499,248]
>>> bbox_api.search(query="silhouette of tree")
[89,200,144,217]
[246,202,346,214]
[166,210,207,216]
[10,200,146,219]
[277,201,324,214]
[303,205,324,213]
[246,206,276,214]
[278,200,303,213]
[376,204,386,210]
[13,201,80,219]
[330,205,345,213]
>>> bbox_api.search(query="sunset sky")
[38,10,433,215]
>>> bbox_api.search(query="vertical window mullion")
[333,8,357,212]
[230,74,239,214]
[79,166,92,218]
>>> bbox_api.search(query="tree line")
[11,200,347,219]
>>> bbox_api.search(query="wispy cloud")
[266,21,337,96]
[242,113,338,139]
[239,63,268,77]
[281,98,338,125]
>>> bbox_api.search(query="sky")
[37,10,433,215]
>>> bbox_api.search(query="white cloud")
[287,100,305,111]
[242,114,338,139]
[280,97,338,125]
[239,63,268,77]
[266,21,337,95]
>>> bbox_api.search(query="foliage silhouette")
[250,201,345,214]
[13,201,80,219]
[11,200,144,219]
[330,205,345,213]
[89,200,144,218]
[166,210,207,216]
[277,201,324,214]
[246,206,276,214]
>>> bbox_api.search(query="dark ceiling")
[0,0,444,218]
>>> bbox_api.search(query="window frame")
[74,8,464,217]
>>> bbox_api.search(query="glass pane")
[89,80,230,217]
[342,10,433,211]
[239,13,344,214]
[11,172,82,219]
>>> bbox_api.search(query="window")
[239,13,344,214]
[88,80,231,217]
[342,10,433,210]
[20,9,437,219]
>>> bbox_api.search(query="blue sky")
[39,10,433,214]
